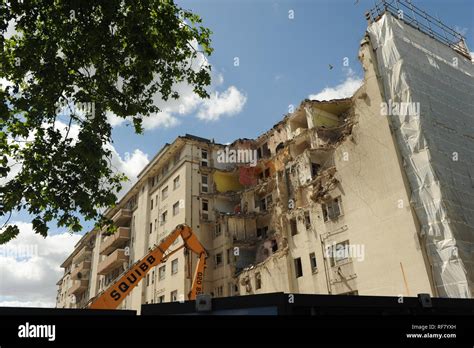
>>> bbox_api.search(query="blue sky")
[112,0,473,149]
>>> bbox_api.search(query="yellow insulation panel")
[213,171,244,192]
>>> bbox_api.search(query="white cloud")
[106,111,128,127]
[0,77,12,89]
[0,300,56,308]
[106,145,149,196]
[142,111,181,130]
[106,45,246,130]
[0,156,21,186]
[107,108,181,130]
[4,32,246,130]
[197,86,247,121]
[309,69,363,101]
[48,120,81,144]
[109,75,246,129]
[0,221,82,307]
[138,70,246,127]
[214,72,225,86]
[5,19,18,39]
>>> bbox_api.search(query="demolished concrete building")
[56,8,473,310]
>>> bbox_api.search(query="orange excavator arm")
[88,224,207,310]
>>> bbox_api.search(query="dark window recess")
[309,252,317,273]
[255,273,262,290]
[262,143,270,157]
[201,175,208,193]
[271,239,278,252]
[304,212,311,229]
[215,253,223,267]
[201,150,208,167]
[333,198,341,217]
[260,198,267,211]
[294,257,303,278]
[275,142,285,153]
[214,223,222,238]
[266,195,272,206]
[226,248,231,264]
[322,198,341,222]
[257,226,268,238]
[311,162,320,178]
[256,143,271,159]
[290,218,298,236]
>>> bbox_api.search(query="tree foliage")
[0,0,212,243]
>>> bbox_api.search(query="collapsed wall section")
[229,99,356,295]
[367,13,474,297]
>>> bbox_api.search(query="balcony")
[100,227,131,255]
[71,260,91,280]
[68,280,88,297]
[72,246,92,264]
[98,249,129,275]
[112,208,132,226]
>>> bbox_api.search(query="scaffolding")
[365,0,471,59]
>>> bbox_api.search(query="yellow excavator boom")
[88,224,207,310]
